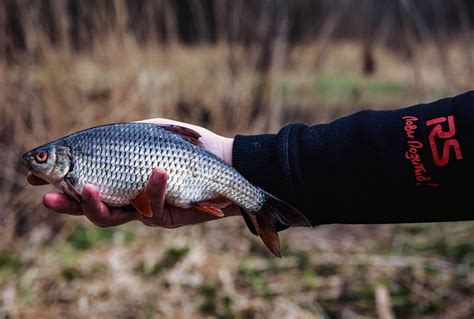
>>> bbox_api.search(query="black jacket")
[233,91,474,228]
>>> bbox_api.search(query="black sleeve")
[233,91,474,227]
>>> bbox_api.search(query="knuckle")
[88,217,109,228]
[94,222,110,228]
[138,214,168,228]
[140,218,158,227]
[163,224,179,229]
[154,214,168,226]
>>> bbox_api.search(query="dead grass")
[0,40,473,318]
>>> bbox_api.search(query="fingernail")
[153,170,165,184]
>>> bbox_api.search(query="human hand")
[27,119,238,228]
[139,118,234,165]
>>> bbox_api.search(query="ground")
[0,41,473,318]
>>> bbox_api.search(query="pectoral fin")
[63,177,82,203]
[130,192,154,217]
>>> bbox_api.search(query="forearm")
[232,91,474,225]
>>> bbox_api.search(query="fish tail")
[244,190,310,257]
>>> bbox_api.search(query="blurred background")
[0,0,473,317]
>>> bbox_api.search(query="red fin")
[130,192,153,217]
[245,212,281,258]
[158,125,203,146]
[64,177,81,203]
[256,215,282,258]
[194,198,231,217]
[248,213,260,233]
[243,190,311,258]
[207,197,232,209]
[195,204,224,217]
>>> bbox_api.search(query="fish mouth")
[21,152,32,169]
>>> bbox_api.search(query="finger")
[108,207,139,226]
[80,184,114,227]
[164,204,241,228]
[28,173,49,186]
[81,184,136,227]
[146,168,167,214]
[43,192,83,215]
[164,206,211,228]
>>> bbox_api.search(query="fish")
[22,123,310,256]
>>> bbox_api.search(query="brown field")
[0,17,473,319]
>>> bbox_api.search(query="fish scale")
[60,123,264,210]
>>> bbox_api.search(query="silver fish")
[22,123,309,256]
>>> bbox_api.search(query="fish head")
[22,142,72,184]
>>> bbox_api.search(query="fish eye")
[35,151,48,163]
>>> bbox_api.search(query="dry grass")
[0,39,473,318]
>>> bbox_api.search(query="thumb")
[145,168,167,215]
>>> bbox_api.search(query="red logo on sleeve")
[426,116,463,166]
[403,116,438,187]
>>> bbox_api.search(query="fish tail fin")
[244,190,311,257]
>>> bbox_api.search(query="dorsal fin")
[158,125,203,146]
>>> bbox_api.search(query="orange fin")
[242,190,310,258]
[130,192,153,217]
[247,213,281,258]
[207,197,232,209]
[248,213,260,233]
[194,198,231,218]
[256,215,282,258]
[158,125,203,146]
